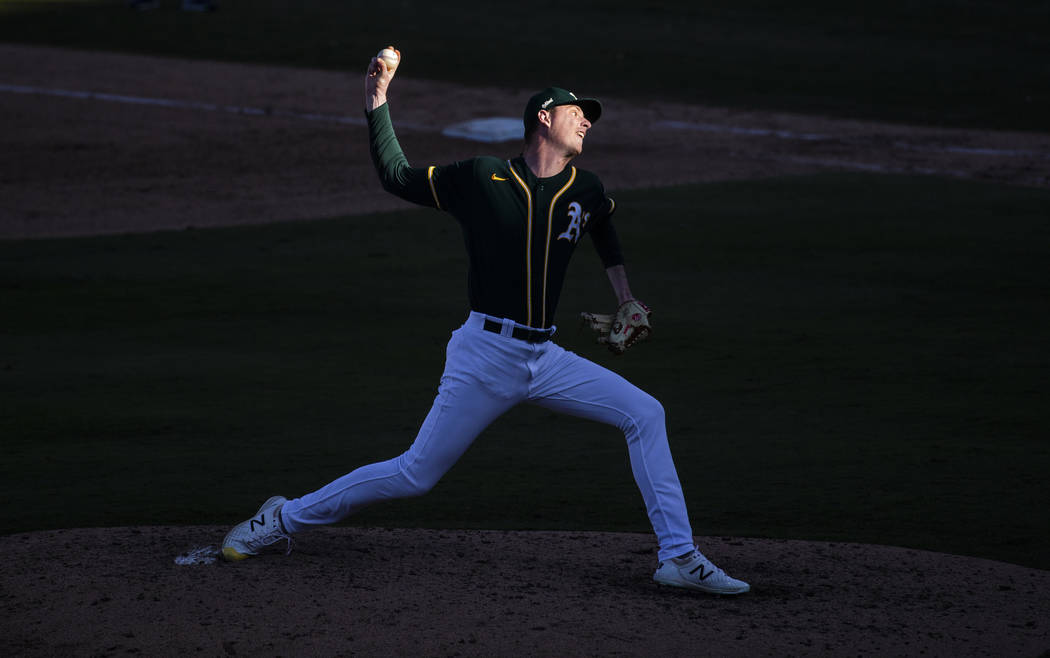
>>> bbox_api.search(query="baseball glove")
[580,299,652,355]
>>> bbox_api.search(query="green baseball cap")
[523,87,602,135]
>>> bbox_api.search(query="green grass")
[1,0,1048,131]
[2,174,1048,570]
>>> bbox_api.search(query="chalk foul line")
[4,82,1046,161]
[1,82,390,128]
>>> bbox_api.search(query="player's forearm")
[367,103,404,173]
[605,264,635,304]
[366,104,431,204]
[367,104,407,188]
[366,91,387,113]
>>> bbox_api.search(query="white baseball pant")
[280,311,696,561]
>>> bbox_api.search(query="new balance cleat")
[653,547,750,595]
[221,496,292,561]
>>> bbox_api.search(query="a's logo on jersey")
[490,173,507,182]
[557,201,590,244]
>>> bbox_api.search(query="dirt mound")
[2,526,1047,656]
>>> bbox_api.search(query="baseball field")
[2,1,1049,655]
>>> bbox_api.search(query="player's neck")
[522,141,575,179]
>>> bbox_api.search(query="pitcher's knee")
[639,394,665,424]
[393,458,443,498]
[622,393,665,433]
[401,473,438,497]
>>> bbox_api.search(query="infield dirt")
[2,526,1049,656]
[1,44,1047,239]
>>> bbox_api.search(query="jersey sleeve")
[366,103,469,210]
[589,195,625,268]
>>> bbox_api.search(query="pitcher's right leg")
[527,344,695,562]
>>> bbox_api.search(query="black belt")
[483,318,554,343]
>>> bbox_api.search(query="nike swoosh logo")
[491,174,507,181]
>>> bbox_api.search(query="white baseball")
[377,47,400,73]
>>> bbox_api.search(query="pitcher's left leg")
[527,345,694,562]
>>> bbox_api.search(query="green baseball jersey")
[368,104,624,329]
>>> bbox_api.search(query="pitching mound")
[1,527,1047,656]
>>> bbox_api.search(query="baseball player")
[221,50,750,595]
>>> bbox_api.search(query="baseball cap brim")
[523,87,603,134]
[557,97,602,124]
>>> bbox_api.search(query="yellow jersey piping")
[506,162,534,325]
[426,166,441,209]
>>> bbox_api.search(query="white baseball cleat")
[653,547,750,595]
[221,496,292,561]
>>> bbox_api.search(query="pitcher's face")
[546,104,591,157]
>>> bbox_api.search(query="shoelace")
[246,527,293,554]
[677,551,727,578]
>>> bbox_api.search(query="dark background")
[1,1,1048,570]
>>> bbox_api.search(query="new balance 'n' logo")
[690,562,713,581]
[249,514,266,532]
